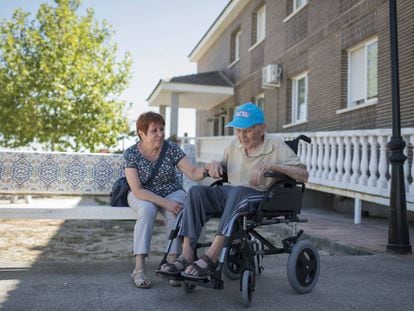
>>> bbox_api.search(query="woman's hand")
[164,200,183,216]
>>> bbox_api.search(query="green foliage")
[0,0,132,151]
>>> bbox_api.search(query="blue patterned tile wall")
[0,151,125,195]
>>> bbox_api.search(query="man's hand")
[249,162,267,186]
[204,160,223,179]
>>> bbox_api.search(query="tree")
[0,0,132,152]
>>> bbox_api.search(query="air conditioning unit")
[262,64,282,88]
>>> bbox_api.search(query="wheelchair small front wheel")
[287,240,320,294]
[182,282,196,293]
[241,269,255,307]
[223,240,242,280]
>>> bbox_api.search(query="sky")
[0,0,229,138]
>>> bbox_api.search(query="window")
[230,29,241,64]
[256,6,266,43]
[348,38,378,107]
[291,72,308,123]
[252,5,266,46]
[293,0,308,13]
[254,93,265,112]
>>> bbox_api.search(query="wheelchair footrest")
[183,277,224,290]
[155,271,184,281]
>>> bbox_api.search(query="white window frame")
[234,30,241,61]
[283,0,309,23]
[347,37,378,108]
[256,5,266,43]
[254,93,265,112]
[291,72,308,124]
[293,0,308,13]
[229,30,241,68]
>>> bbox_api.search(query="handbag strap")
[142,141,168,186]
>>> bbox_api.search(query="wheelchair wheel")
[223,239,242,280]
[223,235,263,280]
[241,269,255,307]
[287,240,320,294]
[182,282,196,293]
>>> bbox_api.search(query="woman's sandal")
[156,256,190,276]
[131,270,152,289]
[180,254,218,280]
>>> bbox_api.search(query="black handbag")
[110,141,168,207]
[110,177,130,207]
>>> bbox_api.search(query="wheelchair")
[156,135,320,307]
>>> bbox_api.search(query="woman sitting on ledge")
[124,111,207,289]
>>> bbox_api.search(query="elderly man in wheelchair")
[157,102,320,306]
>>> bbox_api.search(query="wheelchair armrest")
[264,171,305,194]
[208,171,228,187]
[264,171,295,182]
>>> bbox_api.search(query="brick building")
[149,0,413,137]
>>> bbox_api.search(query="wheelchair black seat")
[259,179,304,214]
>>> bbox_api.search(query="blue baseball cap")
[225,102,264,129]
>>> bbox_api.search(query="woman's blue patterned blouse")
[123,140,185,197]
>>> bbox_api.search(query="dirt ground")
[0,196,283,263]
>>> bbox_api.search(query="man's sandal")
[156,256,190,276]
[180,255,218,280]
[131,270,152,289]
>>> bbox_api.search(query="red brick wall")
[195,0,414,137]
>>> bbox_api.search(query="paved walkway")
[1,197,413,310]
[288,206,414,257]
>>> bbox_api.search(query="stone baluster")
[329,136,337,180]
[377,135,388,189]
[359,136,369,186]
[322,136,330,179]
[298,140,306,163]
[367,136,378,187]
[402,135,409,192]
[351,136,360,184]
[306,140,312,175]
[311,137,318,178]
[343,136,352,183]
[317,137,324,179]
[335,136,344,182]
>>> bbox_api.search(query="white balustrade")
[195,129,414,210]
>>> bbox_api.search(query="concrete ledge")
[0,204,136,220]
